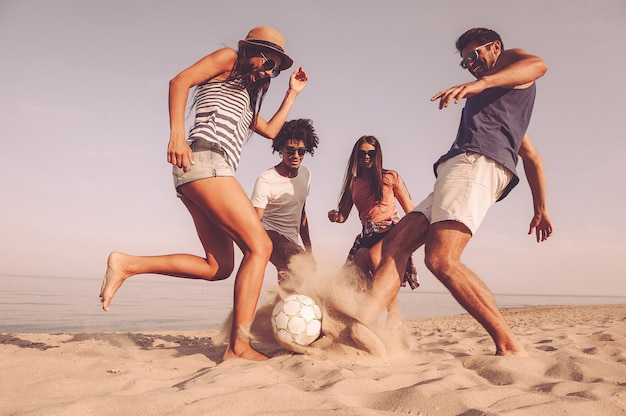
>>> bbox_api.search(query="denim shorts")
[172,140,235,197]
[413,152,513,235]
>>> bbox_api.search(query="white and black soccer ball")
[271,294,322,346]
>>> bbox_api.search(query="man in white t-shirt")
[251,119,319,291]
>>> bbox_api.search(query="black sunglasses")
[459,42,494,69]
[358,149,376,158]
[260,52,281,78]
[285,146,306,156]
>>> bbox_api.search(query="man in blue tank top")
[364,28,554,357]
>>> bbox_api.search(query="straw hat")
[238,26,294,71]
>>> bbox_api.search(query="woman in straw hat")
[100,26,308,361]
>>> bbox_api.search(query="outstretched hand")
[431,78,488,109]
[289,67,308,93]
[528,211,553,243]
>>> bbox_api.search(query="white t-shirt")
[250,166,311,247]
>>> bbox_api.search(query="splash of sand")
[218,253,411,362]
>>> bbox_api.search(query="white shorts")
[413,152,513,235]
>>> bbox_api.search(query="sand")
[1,303,624,415]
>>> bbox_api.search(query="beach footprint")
[460,356,547,386]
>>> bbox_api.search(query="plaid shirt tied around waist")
[347,216,419,290]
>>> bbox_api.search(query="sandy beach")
[1,303,624,415]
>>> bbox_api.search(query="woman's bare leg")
[101,176,272,360]
[100,248,233,311]
[100,200,235,311]
[364,242,402,327]
[178,177,272,361]
[383,296,402,328]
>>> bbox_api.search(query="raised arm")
[432,48,548,109]
[254,68,309,139]
[167,48,237,171]
[481,48,547,89]
[518,133,553,242]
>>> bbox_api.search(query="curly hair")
[272,118,319,155]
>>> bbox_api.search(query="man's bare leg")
[425,221,528,357]
[362,212,430,324]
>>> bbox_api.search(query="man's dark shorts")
[265,229,305,272]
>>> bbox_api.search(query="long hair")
[226,45,272,131]
[189,45,271,132]
[337,135,387,216]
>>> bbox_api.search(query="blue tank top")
[187,78,254,171]
[434,83,536,201]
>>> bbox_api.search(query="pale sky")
[1,0,624,296]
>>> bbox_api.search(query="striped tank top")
[187,78,253,171]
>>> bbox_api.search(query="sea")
[1,274,624,334]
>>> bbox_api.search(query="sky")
[1,0,625,297]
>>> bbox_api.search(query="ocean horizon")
[1,274,624,334]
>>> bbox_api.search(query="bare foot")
[99,251,132,311]
[222,341,268,361]
[495,340,530,357]
[496,347,530,357]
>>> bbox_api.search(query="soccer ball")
[271,294,322,346]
